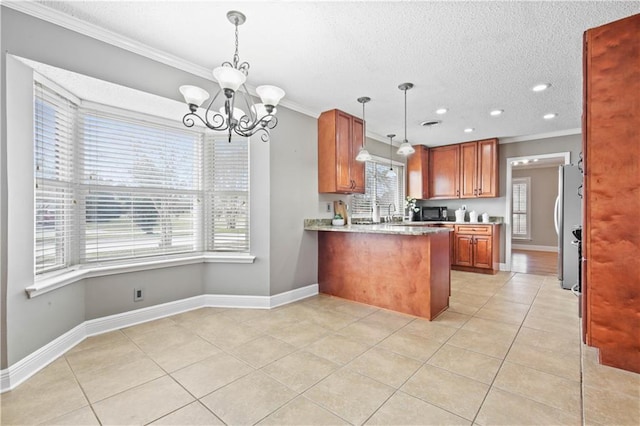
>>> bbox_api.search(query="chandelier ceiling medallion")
[179,10,285,142]
[397,82,416,156]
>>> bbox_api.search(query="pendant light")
[386,134,397,178]
[355,96,373,162]
[397,83,415,156]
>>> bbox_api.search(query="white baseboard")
[512,244,558,252]
[0,284,319,393]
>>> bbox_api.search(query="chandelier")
[397,82,416,155]
[179,11,285,142]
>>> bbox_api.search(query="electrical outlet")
[134,288,144,302]
[325,202,332,213]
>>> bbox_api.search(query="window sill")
[26,253,256,298]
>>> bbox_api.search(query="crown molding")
[2,1,319,119]
[500,128,581,144]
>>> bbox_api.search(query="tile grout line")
[467,272,543,424]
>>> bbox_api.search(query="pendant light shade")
[179,85,210,108]
[397,82,415,156]
[397,141,415,156]
[256,85,286,109]
[355,96,372,162]
[213,66,247,92]
[386,133,397,178]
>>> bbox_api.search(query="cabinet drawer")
[455,225,492,235]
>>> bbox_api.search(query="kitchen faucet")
[386,203,396,222]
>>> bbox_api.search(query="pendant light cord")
[403,87,407,142]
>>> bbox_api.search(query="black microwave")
[420,206,448,221]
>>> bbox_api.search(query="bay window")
[34,79,250,276]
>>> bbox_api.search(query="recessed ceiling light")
[464,128,474,133]
[490,109,504,116]
[435,108,448,115]
[533,158,539,162]
[532,83,551,92]
[522,159,530,164]
[543,113,557,119]
[421,120,442,127]
[512,161,519,165]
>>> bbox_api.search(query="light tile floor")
[1,271,639,425]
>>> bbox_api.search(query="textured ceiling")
[22,1,640,146]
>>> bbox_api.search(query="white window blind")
[512,177,530,239]
[78,110,203,263]
[352,159,405,218]
[34,82,76,274]
[205,136,250,252]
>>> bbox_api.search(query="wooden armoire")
[582,13,640,373]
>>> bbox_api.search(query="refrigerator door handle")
[554,196,560,235]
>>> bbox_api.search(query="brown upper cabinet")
[428,144,460,199]
[427,138,498,200]
[407,145,429,199]
[460,139,499,198]
[318,109,365,194]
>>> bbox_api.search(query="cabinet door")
[477,139,498,197]
[335,111,354,192]
[429,145,460,199]
[454,234,474,266]
[407,145,429,199]
[460,142,478,198]
[472,235,492,269]
[351,117,365,193]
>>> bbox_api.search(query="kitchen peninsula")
[304,221,452,320]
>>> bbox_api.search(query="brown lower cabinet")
[452,224,500,274]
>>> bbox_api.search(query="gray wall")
[269,107,319,296]
[513,166,559,248]
[0,7,317,367]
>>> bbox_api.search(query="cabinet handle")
[456,190,460,196]
[478,188,482,195]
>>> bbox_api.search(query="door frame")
[504,152,570,272]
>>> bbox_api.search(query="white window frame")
[512,177,531,240]
[351,155,405,219]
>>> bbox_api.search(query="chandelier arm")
[234,125,271,143]
[236,86,257,122]
[182,111,227,131]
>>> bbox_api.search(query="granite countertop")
[304,221,453,236]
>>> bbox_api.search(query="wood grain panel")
[318,231,451,320]
[407,145,429,199]
[583,13,640,373]
[429,145,460,199]
[477,139,498,197]
[460,142,477,198]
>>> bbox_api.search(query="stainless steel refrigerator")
[554,164,583,290]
